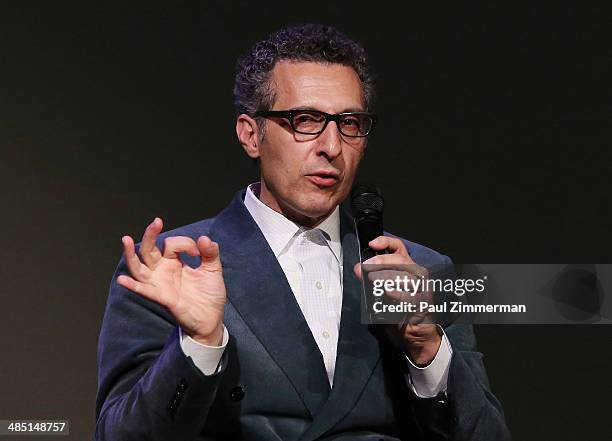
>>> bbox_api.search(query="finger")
[406,313,430,325]
[197,236,222,272]
[366,268,420,302]
[354,263,404,282]
[122,235,149,281]
[404,322,438,335]
[367,268,403,283]
[385,288,414,303]
[356,256,425,281]
[117,274,165,306]
[365,253,409,266]
[140,218,163,266]
[400,322,434,337]
[364,254,426,277]
[368,236,412,260]
[162,236,200,259]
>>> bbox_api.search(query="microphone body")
[351,184,387,262]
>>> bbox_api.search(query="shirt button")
[322,330,330,339]
[229,385,245,402]
[315,281,323,290]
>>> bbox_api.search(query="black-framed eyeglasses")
[253,109,378,138]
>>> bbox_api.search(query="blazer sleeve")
[424,254,511,441]
[408,323,510,441]
[95,256,226,440]
[443,322,511,441]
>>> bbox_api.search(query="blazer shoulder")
[384,231,452,267]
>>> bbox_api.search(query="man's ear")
[236,114,261,159]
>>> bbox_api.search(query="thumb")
[197,236,222,272]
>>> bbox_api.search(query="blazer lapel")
[298,205,382,441]
[209,190,331,417]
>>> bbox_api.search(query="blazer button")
[229,385,245,402]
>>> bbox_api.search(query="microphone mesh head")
[351,184,384,216]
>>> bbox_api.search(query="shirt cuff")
[404,328,453,398]
[179,326,229,376]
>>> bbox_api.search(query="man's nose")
[315,121,342,159]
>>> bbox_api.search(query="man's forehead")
[269,60,365,110]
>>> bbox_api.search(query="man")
[96,24,510,440]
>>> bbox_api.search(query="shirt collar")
[244,182,342,262]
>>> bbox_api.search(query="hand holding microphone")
[351,184,442,366]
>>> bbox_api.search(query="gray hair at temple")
[233,23,376,135]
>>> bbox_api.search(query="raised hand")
[117,217,226,346]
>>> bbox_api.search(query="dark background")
[1,2,611,440]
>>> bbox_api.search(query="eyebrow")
[289,106,366,113]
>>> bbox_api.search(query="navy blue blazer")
[96,189,510,440]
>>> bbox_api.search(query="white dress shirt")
[180,183,452,396]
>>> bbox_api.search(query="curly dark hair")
[233,23,375,123]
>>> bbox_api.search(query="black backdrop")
[1,2,611,440]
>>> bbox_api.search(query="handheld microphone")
[350,184,386,262]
